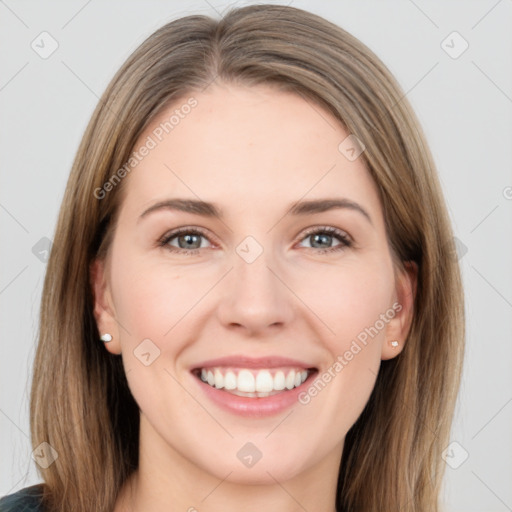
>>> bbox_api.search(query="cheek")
[109,239,209,341]
[297,259,394,427]
[295,256,395,348]
[296,265,393,432]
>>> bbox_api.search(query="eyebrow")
[139,197,373,225]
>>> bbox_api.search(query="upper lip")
[191,355,317,370]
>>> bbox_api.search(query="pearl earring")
[390,340,399,348]
[100,333,113,343]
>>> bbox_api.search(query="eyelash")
[157,226,353,256]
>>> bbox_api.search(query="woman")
[0,4,465,511]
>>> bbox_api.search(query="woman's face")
[93,82,415,486]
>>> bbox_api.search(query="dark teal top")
[0,484,45,511]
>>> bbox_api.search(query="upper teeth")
[199,367,309,393]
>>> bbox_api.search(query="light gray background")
[1,1,511,510]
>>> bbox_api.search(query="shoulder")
[0,484,45,512]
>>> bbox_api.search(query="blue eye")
[158,226,352,256]
[159,227,211,255]
[298,226,352,253]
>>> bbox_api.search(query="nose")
[216,244,295,335]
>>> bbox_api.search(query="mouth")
[191,366,318,398]
[190,356,318,419]
[189,355,319,416]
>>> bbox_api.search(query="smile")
[194,367,312,397]
[190,355,319,416]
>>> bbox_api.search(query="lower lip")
[192,371,318,417]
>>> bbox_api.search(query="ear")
[381,260,418,360]
[90,258,122,355]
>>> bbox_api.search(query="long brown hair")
[30,4,465,511]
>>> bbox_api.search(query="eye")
[158,227,213,256]
[296,226,352,254]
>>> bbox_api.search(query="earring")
[390,340,399,348]
[100,333,113,343]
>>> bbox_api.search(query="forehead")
[119,83,382,220]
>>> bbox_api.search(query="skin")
[91,82,417,512]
